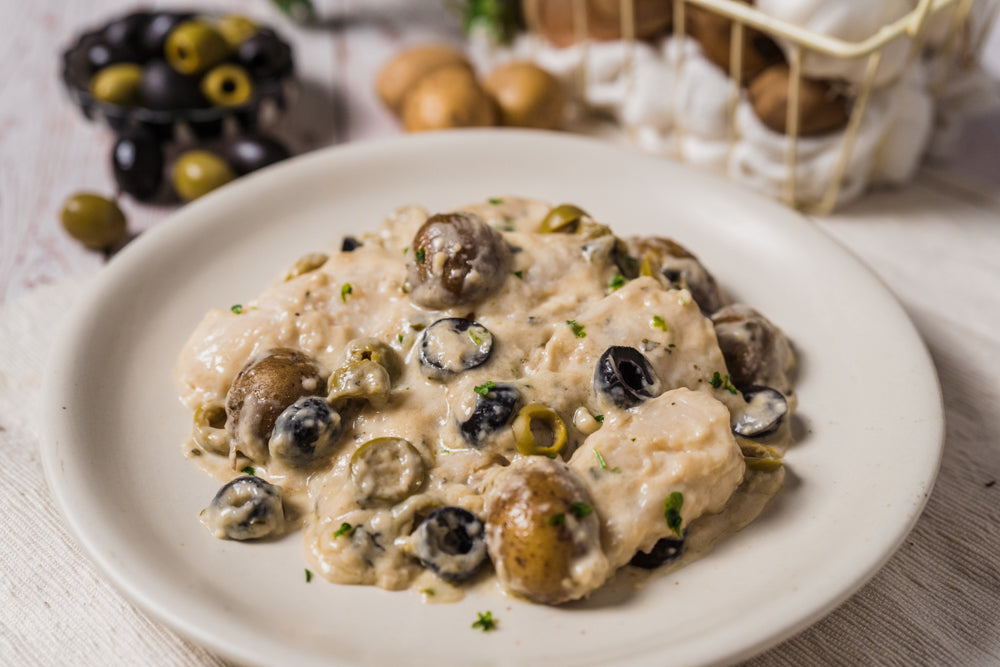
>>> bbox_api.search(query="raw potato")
[485,457,608,605]
[747,64,849,136]
[483,62,566,130]
[376,44,472,114]
[686,2,784,82]
[401,65,497,132]
[524,0,673,48]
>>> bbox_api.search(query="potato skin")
[485,457,607,605]
[225,348,325,463]
[483,62,566,130]
[526,0,672,48]
[748,64,849,136]
[401,65,497,132]
[376,44,471,115]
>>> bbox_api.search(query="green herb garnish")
[341,283,353,302]
[474,381,497,396]
[241,466,255,476]
[230,304,243,314]
[333,522,353,538]
[709,371,738,394]
[488,197,504,204]
[514,270,524,279]
[421,588,435,596]
[548,513,566,526]
[594,448,607,469]
[415,248,426,264]
[664,492,684,536]
[472,610,498,632]
[594,414,604,423]
[566,320,586,338]
[652,315,668,332]
[305,568,313,583]
[609,273,626,291]
[570,502,592,518]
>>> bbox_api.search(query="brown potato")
[375,44,471,115]
[626,235,726,313]
[485,457,608,604]
[483,62,566,130]
[401,65,497,132]
[712,304,795,393]
[747,63,850,136]
[524,0,672,47]
[225,348,325,463]
[686,3,784,82]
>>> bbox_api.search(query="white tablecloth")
[2,172,999,665]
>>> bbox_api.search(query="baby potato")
[748,64,850,137]
[483,62,566,130]
[686,2,784,82]
[527,0,673,48]
[376,43,472,115]
[401,65,497,132]
[485,457,608,605]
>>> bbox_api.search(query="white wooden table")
[2,1,999,665]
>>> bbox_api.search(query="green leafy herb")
[230,304,243,314]
[474,381,497,396]
[548,513,566,526]
[652,315,668,332]
[469,329,484,346]
[341,283,353,302]
[570,502,592,518]
[402,246,409,255]
[514,270,524,279]
[305,568,313,583]
[566,320,586,338]
[415,248,426,264]
[609,273,626,291]
[594,414,604,423]
[241,466,255,476]
[488,197,504,204]
[421,588,436,596]
[709,371,738,394]
[333,522,352,538]
[472,610,498,632]
[594,448,607,469]
[397,333,404,344]
[664,492,684,536]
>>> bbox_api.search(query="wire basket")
[512,0,999,213]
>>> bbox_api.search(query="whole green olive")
[171,150,236,202]
[200,63,254,107]
[59,192,128,250]
[165,20,230,75]
[89,63,144,106]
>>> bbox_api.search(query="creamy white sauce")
[176,196,796,604]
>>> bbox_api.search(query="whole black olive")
[630,535,685,569]
[85,39,128,72]
[112,127,164,200]
[236,28,293,80]
[413,506,487,583]
[731,385,788,438]
[593,346,662,408]
[459,383,520,447]
[221,134,290,175]
[419,318,495,380]
[102,10,151,61]
[140,59,207,110]
[139,11,194,59]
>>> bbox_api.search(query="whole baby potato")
[747,63,849,136]
[401,65,497,132]
[686,2,784,82]
[525,0,673,48]
[376,44,471,115]
[485,457,607,605]
[483,62,566,130]
[226,348,325,463]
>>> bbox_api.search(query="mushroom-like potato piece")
[525,0,673,48]
[407,211,512,308]
[485,456,608,604]
[401,65,497,132]
[747,64,850,136]
[686,2,784,82]
[625,235,726,313]
[376,44,471,115]
[225,348,325,464]
[483,62,566,130]
[712,304,795,393]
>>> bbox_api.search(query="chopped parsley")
[548,513,566,526]
[513,270,524,279]
[402,246,409,255]
[594,448,607,469]
[652,315,668,332]
[570,502,593,518]
[397,333,404,343]
[594,414,604,423]
[305,568,313,583]
[469,329,485,346]
[341,283,353,302]
[664,492,684,536]
[333,522,353,538]
[472,610,497,632]
[241,466,255,476]
[421,588,435,596]
[609,273,626,291]
[566,320,586,338]
[230,304,243,314]
[474,381,497,396]
[709,371,738,394]
[488,197,504,205]
[415,248,426,264]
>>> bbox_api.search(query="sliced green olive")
[171,150,236,201]
[193,403,229,456]
[344,337,402,381]
[512,403,567,457]
[283,252,329,281]
[217,14,258,49]
[90,63,143,106]
[59,192,128,250]
[350,437,426,506]
[200,63,254,106]
[538,204,588,234]
[737,438,784,472]
[165,20,230,75]
[327,359,391,408]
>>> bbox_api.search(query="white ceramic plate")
[42,130,943,667]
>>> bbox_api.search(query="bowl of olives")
[61,9,295,141]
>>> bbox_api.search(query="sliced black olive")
[419,317,494,380]
[630,535,685,569]
[268,396,342,467]
[341,236,361,252]
[112,127,164,200]
[413,506,487,583]
[201,475,284,540]
[732,385,788,438]
[593,346,662,408]
[220,134,290,175]
[140,59,206,110]
[460,383,520,447]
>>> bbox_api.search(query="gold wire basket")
[519,0,999,213]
